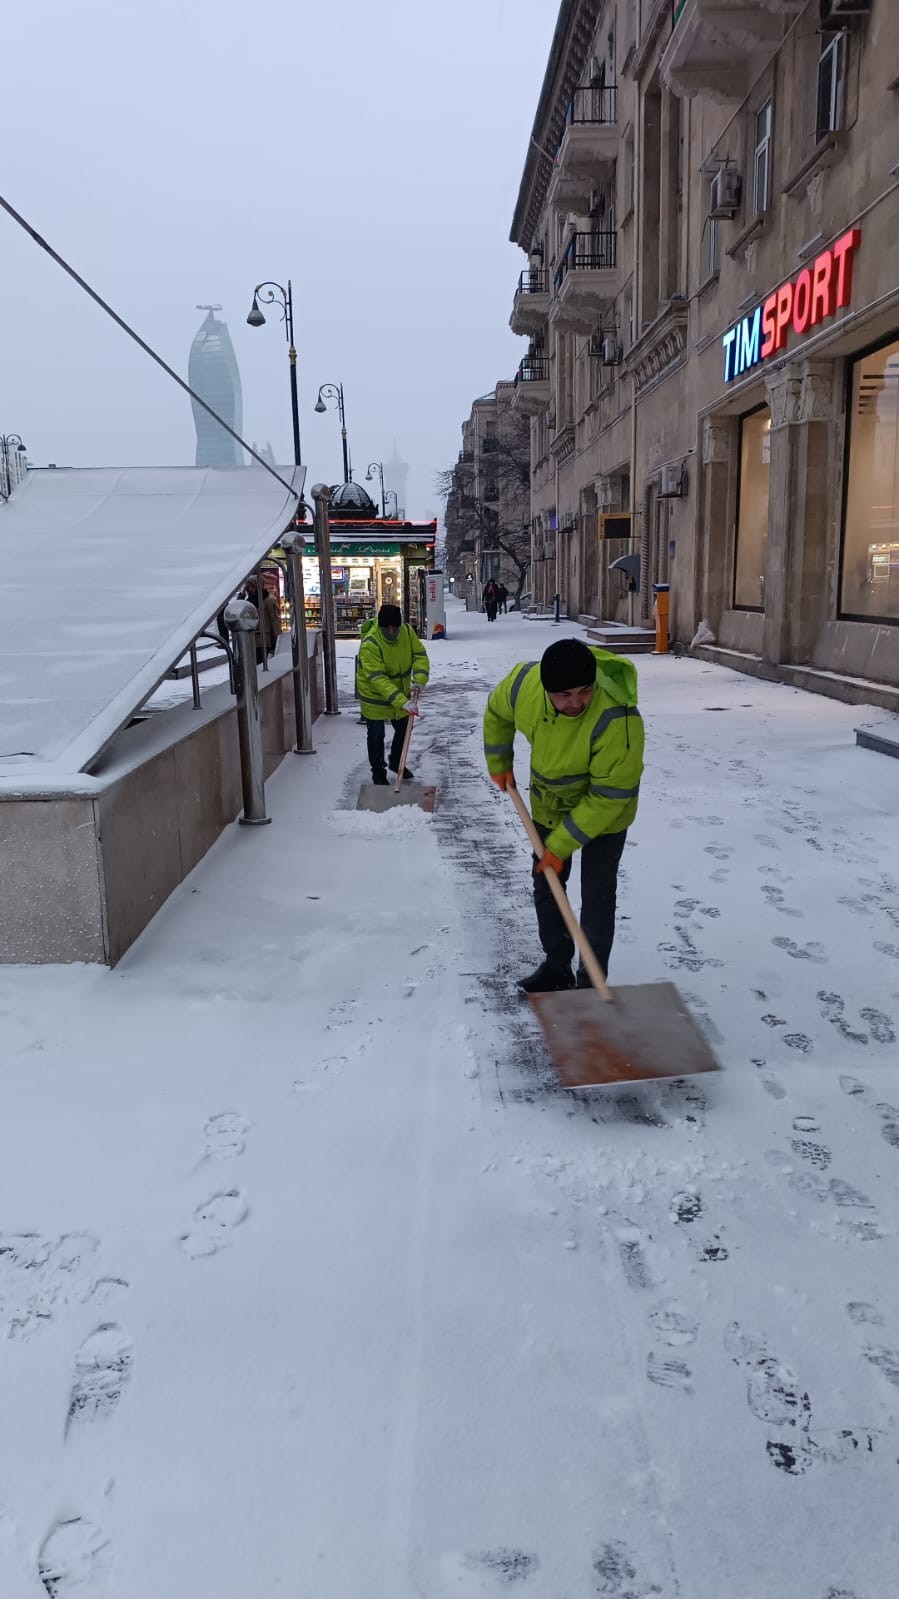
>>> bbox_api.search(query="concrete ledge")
[692,644,899,712]
[855,728,899,759]
[1,635,326,966]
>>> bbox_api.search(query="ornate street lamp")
[314,382,350,485]
[246,280,302,469]
[365,460,386,517]
[0,433,26,501]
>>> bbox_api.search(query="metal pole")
[225,599,271,825]
[338,386,350,484]
[282,530,315,753]
[286,280,302,466]
[189,641,201,709]
[312,482,340,715]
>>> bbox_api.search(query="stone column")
[763,359,834,666]
[699,415,734,632]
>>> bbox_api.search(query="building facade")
[444,383,531,609]
[189,306,244,469]
[510,0,899,701]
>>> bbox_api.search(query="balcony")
[510,269,550,336]
[546,87,619,213]
[549,232,619,335]
[661,0,784,101]
[512,355,551,416]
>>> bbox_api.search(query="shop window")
[816,33,845,139]
[734,407,771,610]
[840,335,899,623]
[753,99,772,215]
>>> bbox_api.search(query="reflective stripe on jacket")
[357,621,430,721]
[483,648,644,860]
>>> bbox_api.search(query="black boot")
[371,769,389,786]
[518,961,574,994]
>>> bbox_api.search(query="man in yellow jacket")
[483,636,644,992]
[357,603,430,785]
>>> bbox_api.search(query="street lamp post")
[246,281,302,468]
[365,460,386,518]
[314,382,350,484]
[0,434,27,501]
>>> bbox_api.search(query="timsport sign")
[722,227,861,384]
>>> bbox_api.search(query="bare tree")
[437,408,531,608]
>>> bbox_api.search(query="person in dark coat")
[483,579,500,622]
[497,583,509,614]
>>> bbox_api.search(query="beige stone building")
[444,383,531,610]
[510,0,899,703]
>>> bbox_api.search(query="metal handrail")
[565,85,618,127]
[515,356,549,384]
[553,231,617,292]
[515,268,549,296]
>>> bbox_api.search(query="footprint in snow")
[772,936,827,963]
[38,1517,112,1598]
[762,885,803,918]
[204,1111,249,1159]
[648,1301,698,1347]
[441,1548,538,1590]
[180,1190,248,1258]
[592,1540,661,1597]
[65,1323,134,1437]
[845,1301,899,1393]
[646,1352,692,1393]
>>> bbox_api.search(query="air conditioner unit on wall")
[658,463,686,498]
[709,167,741,219]
[820,0,870,28]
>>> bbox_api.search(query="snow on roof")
[0,464,304,776]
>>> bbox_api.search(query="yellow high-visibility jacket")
[483,648,644,860]
[357,620,430,721]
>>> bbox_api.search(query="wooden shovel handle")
[506,783,614,1003]
[394,684,420,791]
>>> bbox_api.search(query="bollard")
[652,583,670,655]
[225,599,272,826]
[281,529,315,754]
[312,482,340,716]
[553,592,561,625]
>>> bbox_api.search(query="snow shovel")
[508,785,721,1087]
[356,687,437,813]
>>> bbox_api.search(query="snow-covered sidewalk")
[2,598,899,1598]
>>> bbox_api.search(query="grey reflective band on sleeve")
[509,661,537,709]
[484,742,514,756]
[563,815,593,846]
[530,766,588,787]
[590,704,641,743]
[590,782,641,799]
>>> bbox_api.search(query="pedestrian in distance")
[244,579,281,664]
[357,603,430,785]
[483,636,644,992]
[483,578,500,622]
[497,583,508,615]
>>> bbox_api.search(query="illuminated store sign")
[722,228,861,384]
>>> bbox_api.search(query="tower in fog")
[189,305,244,467]
[384,439,409,518]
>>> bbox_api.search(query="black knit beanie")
[378,603,402,628]
[540,638,596,693]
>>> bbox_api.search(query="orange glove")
[490,771,515,791]
[535,849,565,877]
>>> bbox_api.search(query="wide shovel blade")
[527,983,721,1087]
[356,782,437,813]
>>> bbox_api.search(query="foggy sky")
[0,0,556,520]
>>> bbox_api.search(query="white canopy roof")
[0,464,304,775]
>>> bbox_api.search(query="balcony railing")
[553,231,617,294]
[564,85,618,128]
[515,356,549,384]
[515,268,549,296]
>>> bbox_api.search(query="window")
[754,99,772,214]
[816,33,845,138]
[840,335,899,622]
[734,407,771,609]
[625,133,635,213]
[702,176,720,282]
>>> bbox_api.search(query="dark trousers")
[532,825,627,978]
[366,717,408,777]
